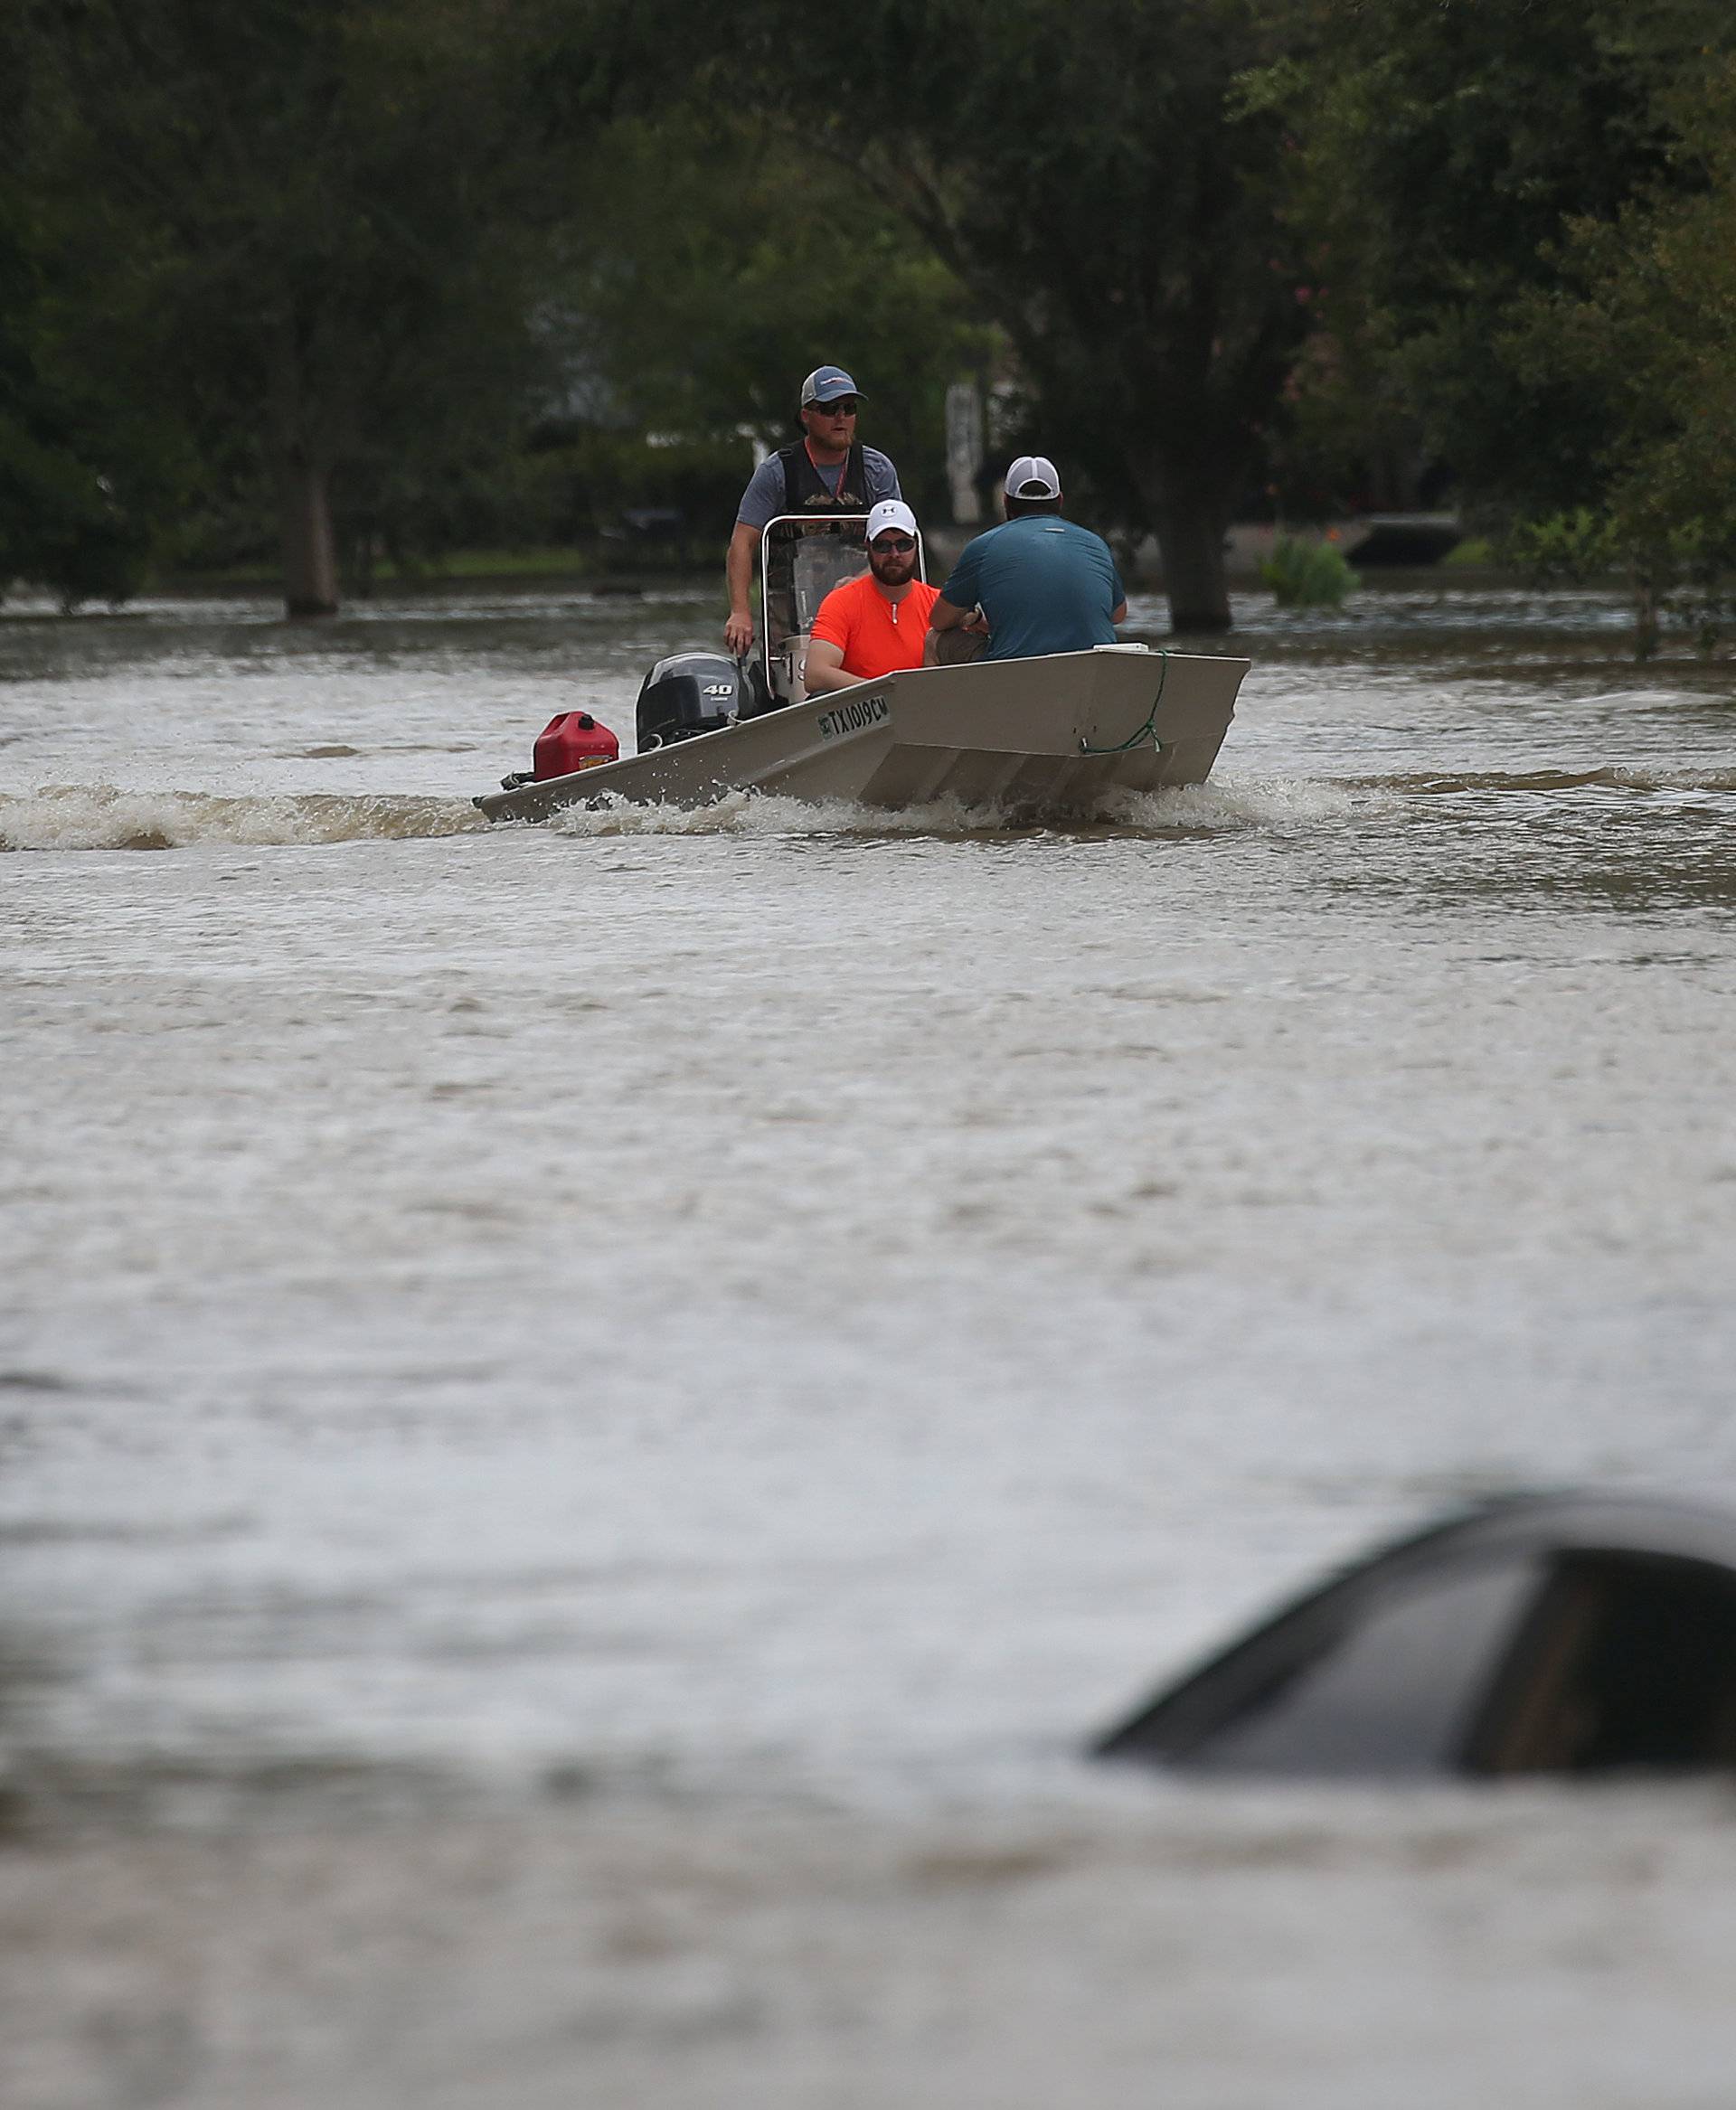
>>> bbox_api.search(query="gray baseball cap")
[800,366,864,407]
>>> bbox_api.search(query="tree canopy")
[1498,56,1736,649]
[6,0,1736,646]
[548,119,991,517]
[0,12,197,606]
[1285,3,1736,526]
[12,0,585,614]
[675,0,1315,629]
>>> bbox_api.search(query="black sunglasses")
[810,397,859,416]
[871,534,917,553]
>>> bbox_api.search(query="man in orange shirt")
[803,500,941,694]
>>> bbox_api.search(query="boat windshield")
[760,514,871,682]
[757,514,922,704]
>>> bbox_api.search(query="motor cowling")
[636,652,767,750]
[533,711,620,781]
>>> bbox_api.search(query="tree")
[16,0,590,616]
[0,209,197,608]
[1286,0,1735,531]
[1498,58,1736,653]
[0,15,193,605]
[646,0,1317,632]
[544,118,992,526]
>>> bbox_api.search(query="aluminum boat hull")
[475,644,1247,824]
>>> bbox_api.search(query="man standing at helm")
[723,366,902,656]
[804,500,939,694]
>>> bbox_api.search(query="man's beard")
[871,557,916,588]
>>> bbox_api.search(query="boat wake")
[2,774,1356,853]
[0,786,488,852]
[542,775,1354,841]
[1360,764,1736,796]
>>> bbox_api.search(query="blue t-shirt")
[939,515,1125,661]
[734,447,901,530]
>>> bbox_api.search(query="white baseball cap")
[866,499,918,542]
[1004,454,1061,500]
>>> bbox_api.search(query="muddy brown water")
[3,578,1735,2106]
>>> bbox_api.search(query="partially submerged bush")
[1505,507,1736,659]
[1260,533,1360,608]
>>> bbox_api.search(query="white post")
[945,381,984,525]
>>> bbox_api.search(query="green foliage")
[6,5,991,600]
[1441,537,1496,569]
[0,31,171,606]
[1256,324,1426,521]
[547,118,992,531]
[1288,0,1734,503]
[516,426,757,565]
[1279,0,1736,650]
[1259,534,1359,608]
[1495,56,1736,653]
[0,422,152,609]
[14,0,1732,643]
[12,0,590,609]
[668,0,1318,628]
[1503,509,1622,582]
[0,188,197,607]
[1505,509,1736,659]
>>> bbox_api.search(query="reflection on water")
[3,576,1736,2105]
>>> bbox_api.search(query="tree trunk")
[282,454,339,618]
[1150,501,1232,634]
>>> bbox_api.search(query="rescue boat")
[475,514,1248,824]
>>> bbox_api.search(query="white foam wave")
[547,788,1016,838]
[2,773,1362,853]
[1097,774,1363,831]
[542,774,1356,841]
[0,786,487,852]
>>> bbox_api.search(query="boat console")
[758,514,926,707]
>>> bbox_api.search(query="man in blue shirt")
[723,366,901,655]
[928,455,1126,663]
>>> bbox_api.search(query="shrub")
[1260,533,1359,608]
[1506,507,1736,659]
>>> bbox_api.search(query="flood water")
[3,578,1736,2106]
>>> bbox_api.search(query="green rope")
[1079,648,1169,755]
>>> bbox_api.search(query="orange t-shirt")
[809,572,941,681]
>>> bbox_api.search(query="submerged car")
[1095,1493,1736,1779]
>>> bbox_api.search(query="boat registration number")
[816,693,890,742]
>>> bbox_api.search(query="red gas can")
[533,711,620,780]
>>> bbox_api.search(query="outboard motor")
[636,651,769,750]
